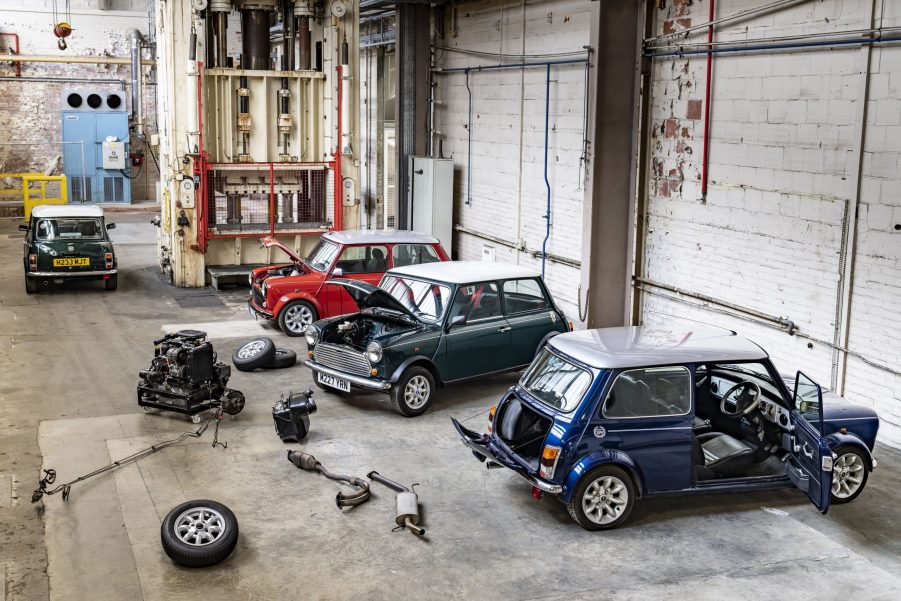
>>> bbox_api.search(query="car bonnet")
[326,279,419,320]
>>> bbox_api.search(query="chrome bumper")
[498,464,563,494]
[304,359,392,391]
[27,269,117,278]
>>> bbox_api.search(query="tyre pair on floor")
[232,337,297,371]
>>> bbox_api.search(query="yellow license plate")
[53,257,90,267]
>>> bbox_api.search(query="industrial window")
[502,278,549,315]
[391,244,440,268]
[336,245,389,274]
[603,366,691,419]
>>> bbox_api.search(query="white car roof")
[324,229,439,245]
[548,326,769,370]
[31,204,105,218]
[388,261,542,284]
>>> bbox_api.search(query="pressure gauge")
[192,0,209,11]
[330,1,347,17]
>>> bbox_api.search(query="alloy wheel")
[832,452,865,499]
[582,475,629,525]
[284,304,314,333]
[404,375,431,409]
[173,506,227,546]
[236,340,265,359]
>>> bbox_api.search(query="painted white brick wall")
[433,0,590,321]
[645,0,901,447]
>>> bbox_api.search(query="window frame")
[499,277,552,317]
[335,243,389,275]
[390,243,442,269]
[519,348,594,414]
[600,364,694,420]
[447,280,504,324]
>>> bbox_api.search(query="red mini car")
[248,230,449,335]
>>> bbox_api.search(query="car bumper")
[27,269,117,278]
[451,418,563,494]
[247,299,274,320]
[304,359,392,391]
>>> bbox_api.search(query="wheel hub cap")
[285,305,313,332]
[582,475,628,525]
[237,340,265,359]
[831,453,864,499]
[174,507,226,546]
[404,376,430,409]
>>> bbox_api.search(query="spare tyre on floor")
[264,348,297,369]
[161,499,239,567]
[232,337,276,371]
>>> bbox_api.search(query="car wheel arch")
[826,433,875,471]
[560,450,646,503]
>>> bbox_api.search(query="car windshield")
[379,275,451,322]
[35,218,103,240]
[521,349,593,413]
[305,239,339,271]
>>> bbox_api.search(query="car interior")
[501,279,549,314]
[392,244,441,268]
[448,283,503,323]
[334,245,387,274]
[691,362,793,482]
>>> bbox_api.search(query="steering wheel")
[720,381,762,418]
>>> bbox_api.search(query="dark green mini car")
[303,261,571,416]
[20,205,118,294]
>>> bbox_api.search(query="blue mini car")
[453,327,879,530]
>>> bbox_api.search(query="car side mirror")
[106,223,116,230]
[18,224,28,232]
[445,314,467,332]
[333,267,343,277]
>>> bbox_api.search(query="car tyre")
[160,499,239,568]
[263,348,297,369]
[232,337,276,371]
[278,300,318,337]
[390,366,435,417]
[25,278,37,294]
[830,445,869,504]
[105,275,118,291]
[568,465,636,531]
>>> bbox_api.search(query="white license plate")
[318,372,351,393]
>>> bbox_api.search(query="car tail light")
[104,252,113,269]
[568,320,574,331]
[28,254,37,270]
[487,404,497,433]
[539,445,562,480]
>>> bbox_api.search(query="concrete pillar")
[579,0,646,328]
[395,3,429,230]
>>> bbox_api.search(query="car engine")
[337,319,374,347]
[137,329,244,419]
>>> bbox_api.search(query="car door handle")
[801,442,815,458]
[498,326,511,333]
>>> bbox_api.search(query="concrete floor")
[2,213,901,600]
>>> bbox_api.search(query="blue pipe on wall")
[437,58,587,278]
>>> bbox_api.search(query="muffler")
[367,471,425,536]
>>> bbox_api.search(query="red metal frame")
[194,64,344,253]
[0,33,21,77]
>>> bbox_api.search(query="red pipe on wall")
[700,0,715,201]
[0,32,22,77]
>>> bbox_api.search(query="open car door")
[785,371,833,513]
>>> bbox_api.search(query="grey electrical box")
[409,156,453,251]
[102,140,126,170]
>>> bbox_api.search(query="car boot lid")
[260,236,304,264]
[327,279,419,321]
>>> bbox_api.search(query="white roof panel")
[388,260,542,284]
[324,229,440,245]
[548,326,768,370]
[31,204,105,219]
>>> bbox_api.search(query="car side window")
[502,278,549,314]
[335,245,388,274]
[392,244,440,268]
[603,366,691,418]
[448,282,502,322]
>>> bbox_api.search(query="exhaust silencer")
[367,471,425,536]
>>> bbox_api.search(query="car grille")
[252,286,265,307]
[314,343,371,377]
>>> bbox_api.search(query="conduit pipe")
[0,76,125,89]
[435,58,587,276]
[0,53,155,65]
[130,30,145,138]
[701,0,714,201]
[646,0,811,45]
[647,34,901,58]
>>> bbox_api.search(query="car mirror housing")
[446,314,467,332]
[106,223,116,230]
[18,224,29,232]
[333,267,343,277]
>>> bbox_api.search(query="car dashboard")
[710,375,792,431]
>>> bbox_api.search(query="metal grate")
[313,343,372,377]
[103,176,125,203]
[70,177,91,203]
[206,164,333,235]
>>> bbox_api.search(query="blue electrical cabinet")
[61,90,131,204]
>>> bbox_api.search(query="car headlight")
[366,341,383,363]
[304,325,319,347]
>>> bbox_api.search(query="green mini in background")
[303,261,572,416]
[20,205,118,294]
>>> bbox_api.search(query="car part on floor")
[367,471,425,536]
[161,499,239,567]
[232,337,277,371]
[264,348,297,369]
[286,450,371,508]
[31,408,228,503]
[272,389,317,442]
[137,330,244,418]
